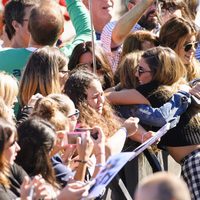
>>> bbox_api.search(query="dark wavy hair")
[0,118,17,188]
[68,41,114,90]
[64,70,122,137]
[16,117,58,188]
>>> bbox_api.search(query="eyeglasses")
[184,42,198,52]
[136,65,152,77]
[67,109,80,120]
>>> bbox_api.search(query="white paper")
[86,123,171,199]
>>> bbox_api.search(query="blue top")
[51,154,75,187]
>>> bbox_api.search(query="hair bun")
[38,98,57,119]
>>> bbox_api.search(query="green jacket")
[0,0,92,79]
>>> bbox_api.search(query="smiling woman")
[159,17,200,81]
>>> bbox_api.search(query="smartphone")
[75,128,98,140]
[67,131,86,144]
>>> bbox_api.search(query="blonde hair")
[0,97,15,124]
[19,46,62,107]
[0,71,18,107]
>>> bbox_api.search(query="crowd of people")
[0,0,200,199]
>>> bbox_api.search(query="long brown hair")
[68,41,114,90]
[16,117,58,188]
[0,118,17,188]
[19,46,62,107]
[159,17,200,81]
[119,51,142,89]
[142,46,187,97]
[64,70,121,137]
[122,31,158,58]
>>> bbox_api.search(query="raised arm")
[111,0,155,47]
[61,0,93,57]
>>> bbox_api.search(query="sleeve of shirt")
[134,91,191,127]
[195,43,200,61]
[101,22,143,53]
[51,154,75,188]
[100,21,122,72]
[0,187,15,200]
[11,163,28,183]
[101,22,143,72]
[61,0,93,57]
[101,21,116,53]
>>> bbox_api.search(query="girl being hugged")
[64,69,141,155]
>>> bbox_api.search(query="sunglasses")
[68,109,80,120]
[184,42,198,52]
[136,65,152,77]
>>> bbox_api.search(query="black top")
[0,163,27,200]
[137,81,200,147]
[51,154,74,187]
[0,185,16,200]
[9,162,28,197]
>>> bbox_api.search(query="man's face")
[138,3,159,31]
[83,0,114,31]
[14,6,32,47]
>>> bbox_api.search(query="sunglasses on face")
[184,42,198,52]
[136,65,152,77]
[68,109,80,120]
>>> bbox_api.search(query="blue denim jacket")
[116,91,191,128]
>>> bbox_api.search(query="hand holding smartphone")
[75,128,98,140]
[67,131,86,144]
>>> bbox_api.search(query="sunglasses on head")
[136,65,152,77]
[68,109,80,120]
[184,42,198,52]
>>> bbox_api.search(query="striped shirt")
[100,21,143,72]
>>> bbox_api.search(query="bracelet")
[74,159,88,164]
[95,163,104,168]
